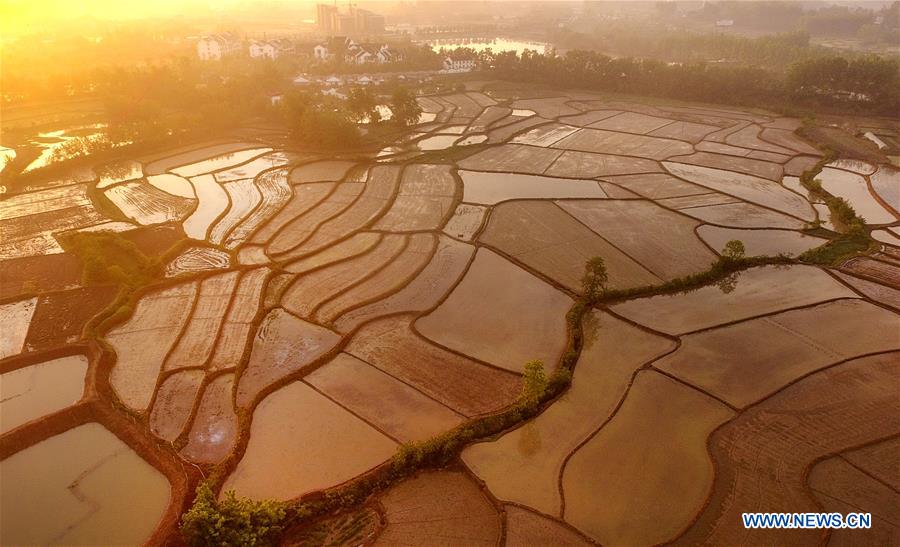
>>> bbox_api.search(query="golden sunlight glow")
[0,0,317,35]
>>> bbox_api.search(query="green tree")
[521,360,548,404]
[581,256,608,302]
[290,107,360,150]
[721,240,746,261]
[389,86,422,126]
[347,86,378,123]
[181,482,286,547]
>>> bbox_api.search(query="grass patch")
[58,231,162,287]
[799,232,874,265]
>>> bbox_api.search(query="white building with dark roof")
[197,33,241,61]
[250,39,294,59]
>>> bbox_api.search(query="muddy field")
[1,85,898,545]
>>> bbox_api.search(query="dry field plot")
[345,316,521,417]
[831,270,900,310]
[655,299,900,407]
[480,200,660,290]
[841,256,900,287]
[612,265,857,335]
[334,235,474,332]
[443,203,487,240]
[557,199,715,280]
[552,128,694,160]
[667,151,783,180]
[809,456,900,546]
[505,506,592,547]
[24,285,118,351]
[675,353,899,546]
[601,173,705,199]
[678,201,807,229]
[5,91,897,545]
[375,470,500,547]
[459,144,563,173]
[373,164,456,231]
[663,162,814,220]
[306,352,463,443]
[545,151,662,178]
[281,234,406,317]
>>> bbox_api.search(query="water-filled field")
[1,84,898,545]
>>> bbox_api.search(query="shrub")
[60,231,161,287]
[181,482,286,547]
[521,360,548,403]
[580,256,608,303]
[721,239,746,261]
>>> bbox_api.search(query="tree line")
[482,48,900,116]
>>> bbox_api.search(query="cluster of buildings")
[249,38,295,60]
[197,34,295,61]
[316,3,385,35]
[196,33,400,65]
[313,37,399,65]
[196,33,242,61]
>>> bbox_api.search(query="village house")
[249,39,295,60]
[197,33,241,61]
[442,51,477,72]
[312,39,399,65]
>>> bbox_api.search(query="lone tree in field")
[390,86,422,126]
[521,359,547,405]
[721,239,746,262]
[581,256,608,303]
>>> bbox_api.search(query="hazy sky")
[0,0,317,34]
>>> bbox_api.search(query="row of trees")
[485,49,900,116]
[551,26,870,71]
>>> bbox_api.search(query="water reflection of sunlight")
[427,38,551,56]
[23,123,106,172]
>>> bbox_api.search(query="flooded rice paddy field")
[1,84,899,545]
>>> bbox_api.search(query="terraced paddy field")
[1,86,898,545]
